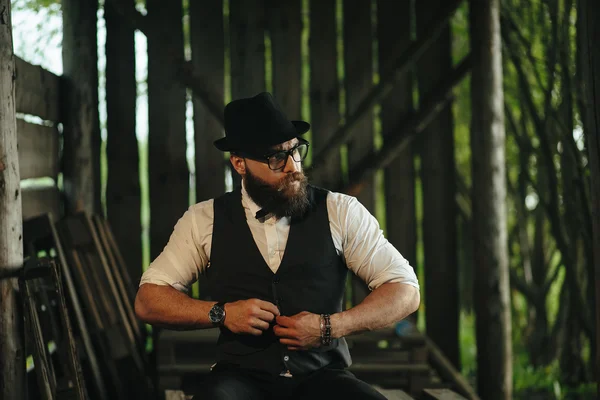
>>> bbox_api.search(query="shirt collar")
[241,180,265,219]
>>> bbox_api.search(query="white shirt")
[140,183,419,293]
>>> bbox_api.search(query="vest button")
[283,355,290,362]
[273,277,280,284]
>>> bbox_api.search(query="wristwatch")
[209,302,226,326]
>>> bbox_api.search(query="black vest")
[207,185,351,375]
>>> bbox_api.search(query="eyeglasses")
[237,140,310,171]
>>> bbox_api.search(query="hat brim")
[214,120,310,152]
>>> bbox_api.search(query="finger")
[255,299,280,316]
[247,327,263,336]
[276,315,293,327]
[273,326,294,338]
[279,338,302,347]
[255,309,277,323]
[251,318,270,331]
[287,346,302,351]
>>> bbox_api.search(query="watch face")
[209,304,225,324]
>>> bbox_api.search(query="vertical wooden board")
[15,57,61,122]
[378,1,417,285]
[21,186,61,221]
[0,2,25,398]
[229,0,266,189]
[344,0,375,305]
[344,0,375,212]
[416,0,459,367]
[190,0,226,203]
[62,0,102,214]
[147,0,189,260]
[105,0,143,283]
[268,0,302,119]
[17,119,59,180]
[309,0,341,189]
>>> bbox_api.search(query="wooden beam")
[14,57,61,122]
[268,0,302,119]
[0,1,25,398]
[21,186,61,221]
[309,0,464,177]
[62,0,101,214]
[417,0,460,370]
[378,0,417,308]
[469,0,512,397]
[147,0,189,260]
[425,336,480,400]
[229,0,266,189]
[309,0,341,189]
[341,55,472,195]
[190,0,226,203]
[105,0,142,284]
[343,0,375,306]
[17,119,59,180]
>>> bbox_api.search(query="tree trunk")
[469,0,513,398]
[229,0,266,189]
[0,2,24,398]
[343,0,375,305]
[268,0,302,119]
[378,0,417,312]
[579,0,600,391]
[62,0,101,214]
[416,0,460,368]
[147,0,188,260]
[190,0,225,202]
[105,0,142,284]
[309,0,341,190]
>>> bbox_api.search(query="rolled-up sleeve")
[330,193,419,291]
[139,200,213,293]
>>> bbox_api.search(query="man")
[136,92,420,399]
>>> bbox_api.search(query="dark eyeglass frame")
[234,139,310,171]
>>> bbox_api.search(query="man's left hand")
[273,311,321,351]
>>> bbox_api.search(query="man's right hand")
[223,299,280,336]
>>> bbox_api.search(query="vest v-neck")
[233,188,291,276]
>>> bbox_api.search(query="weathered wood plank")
[0,2,25,398]
[378,0,418,305]
[15,57,61,122]
[105,0,142,283]
[62,0,102,214]
[344,0,374,306]
[229,0,266,189]
[147,0,189,260]
[21,186,61,221]
[190,0,226,203]
[17,119,59,180]
[309,0,341,189]
[416,0,460,368]
[269,0,302,119]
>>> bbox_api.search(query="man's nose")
[282,154,300,173]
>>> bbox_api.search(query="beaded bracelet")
[320,314,332,346]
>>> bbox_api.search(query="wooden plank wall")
[14,57,62,222]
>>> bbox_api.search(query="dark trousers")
[193,364,387,400]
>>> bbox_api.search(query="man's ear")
[230,155,246,176]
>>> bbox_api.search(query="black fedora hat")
[214,92,310,153]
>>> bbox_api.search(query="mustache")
[277,172,306,190]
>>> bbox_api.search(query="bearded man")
[135,92,420,399]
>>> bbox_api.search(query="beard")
[244,167,310,219]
